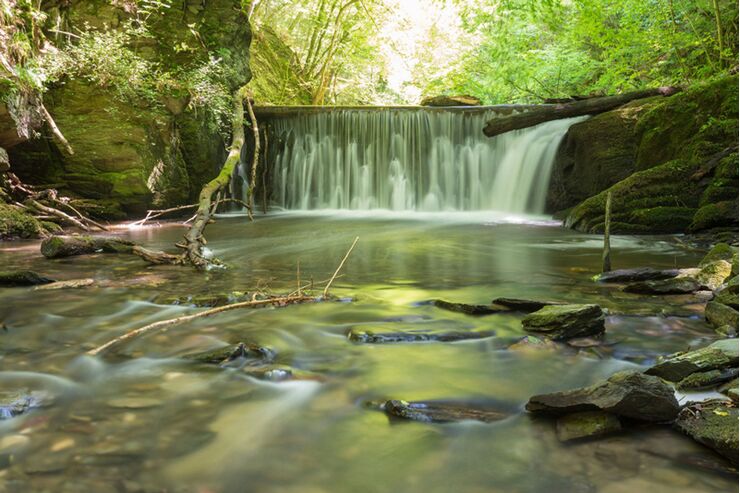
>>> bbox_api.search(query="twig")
[87,294,315,357]
[323,236,359,298]
[131,198,251,226]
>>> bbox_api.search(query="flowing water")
[0,213,734,493]
[264,109,587,213]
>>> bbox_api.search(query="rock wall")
[548,76,738,234]
[5,0,251,217]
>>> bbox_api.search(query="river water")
[0,212,734,492]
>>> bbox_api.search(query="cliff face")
[548,76,738,234]
[4,0,251,217]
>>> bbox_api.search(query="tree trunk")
[482,87,681,138]
[602,191,612,273]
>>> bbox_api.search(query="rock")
[695,260,732,290]
[383,399,510,423]
[243,365,322,382]
[521,304,605,341]
[646,339,739,382]
[166,291,252,307]
[700,243,736,267]
[526,370,679,422]
[705,301,739,333]
[419,95,481,107]
[490,297,564,312]
[623,277,701,295]
[33,278,96,290]
[182,342,275,365]
[555,411,622,442]
[0,390,51,419]
[675,400,738,464]
[0,203,45,239]
[714,275,738,309]
[432,299,502,315]
[347,328,494,344]
[676,368,740,390]
[40,235,136,259]
[508,335,560,351]
[594,268,680,283]
[0,270,55,286]
[106,397,162,409]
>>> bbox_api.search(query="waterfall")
[268,109,586,214]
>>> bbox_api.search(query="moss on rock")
[0,204,44,239]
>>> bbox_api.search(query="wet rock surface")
[0,270,55,286]
[383,399,511,423]
[555,411,622,442]
[595,268,680,283]
[33,278,96,290]
[347,328,494,343]
[490,297,564,312]
[0,390,52,419]
[432,299,503,315]
[522,304,605,340]
[526,370,680,422]
[646,339,739,382]
[182,342,276,366]
[676,368,740,390]
[675,400,739,464]
[695,260,733,290]
[624,277,701,294]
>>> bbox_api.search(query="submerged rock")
[526,370,679,422]
[182,342,275,365]
[646,339,739,382]
[595,268,680,283]
[242,365,323,382]
[555,411,622,442]
[0,390,51,419]
[432,299,502,315]
[490,297,564,313]
[623,277,701,295]
[383,399,510,423]
[347,328,494,344]
[33,278,95,290]
[675,400,738,464]
[508,335,561,352]
[521,304,605,340]
[0,270,55,286]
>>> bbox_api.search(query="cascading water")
[268,109,586,214]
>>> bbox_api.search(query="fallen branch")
[482,87,681,137]
[86,295,316,357]
[323,236,359,298]
[39,103,74,157]
[131,198,250,227]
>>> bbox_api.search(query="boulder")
[521,304,605,340]
[714,276,738,309]
[383,399,509,423]
[432,299,503,315]
[490,297,564,312]
[623,277,701,295]
[700,243,736,267]
[0,271,55,286]
[419,95,481,107]
[695,260,732,290]
[526,370,680,422]
[555,411,622,442]
[645,339,739,382]
[40,235,135,259]
[705,301,739,333]
[674,400,738,464]
[347,329,494,344]
[594,268,680,283]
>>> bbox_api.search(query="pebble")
[50,438,75,452]
[0,435,30,453]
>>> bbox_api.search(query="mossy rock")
[699,243,736,266]
[689,200,739,233]
[705,301,739,332]
[675,400,739,464]
[0,204,44,239]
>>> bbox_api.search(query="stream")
[0,212,734,492]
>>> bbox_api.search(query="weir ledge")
[253,104,547,118]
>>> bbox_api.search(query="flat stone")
[347,328,494,343]
[0,434,30,453]
[675,399,738,464]
[33,278,95,290]
[521,304,605,340]
[432,299,503,315]
[0,270,55,286]
[490,297,564,312]
[646,339,739,382]
[676,368,740,390]
[383,399,510,423]
[555,411,622,442]
[595,268,680,283]
[623,277,701,294]
[526,370,679,422]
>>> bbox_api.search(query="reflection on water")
[0,214,733,492]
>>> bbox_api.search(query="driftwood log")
[482,87,681,137]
